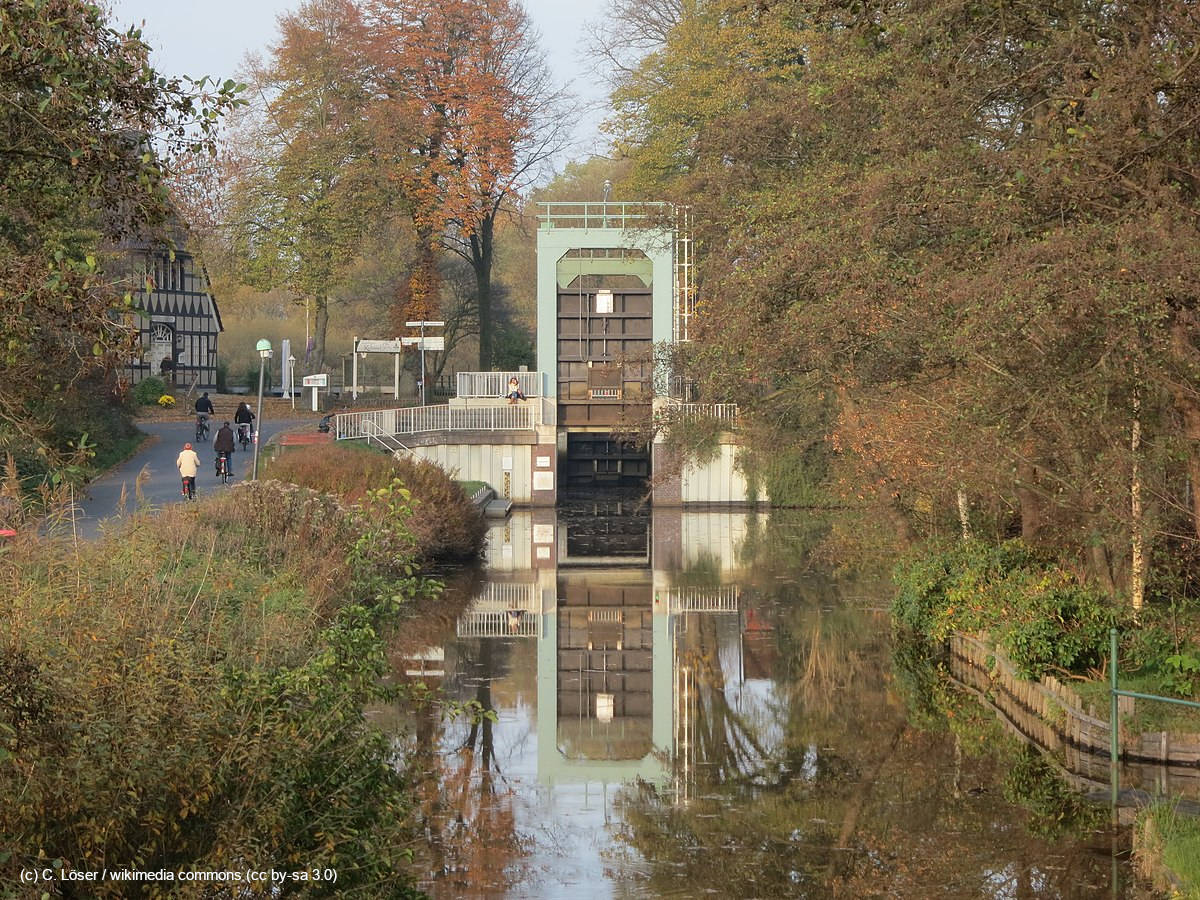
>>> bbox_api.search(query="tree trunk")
[956,487,972,541]
[471,212,495,370]
[313,296,329,374]
[1016,461,1040,542]
[1130,389,1145,612]
[1170,315,1200,540]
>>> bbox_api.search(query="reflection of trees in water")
[613,600,1127,898]
[407,639,529,897]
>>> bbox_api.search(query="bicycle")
[237,422,253,451]
[195,414,210,443]
[215,451,233,485]
[181,475,196,501]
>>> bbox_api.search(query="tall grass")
[1139,804,1200,897]
[265,443,486,563]
[0,484,426,896]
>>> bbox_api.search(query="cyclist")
[176,441,200,500]
[195,392,215,440]
[213,421,235,479]
[234,401,256,446]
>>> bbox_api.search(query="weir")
[332,199,756,507]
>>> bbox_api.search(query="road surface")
[70,418,312,539]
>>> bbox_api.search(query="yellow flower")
[157,394,176,407]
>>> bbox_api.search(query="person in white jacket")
[176,442,201,500]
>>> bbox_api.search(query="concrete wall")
[411,443,533,502]
[409,432,557,507]
[681,443,752,504]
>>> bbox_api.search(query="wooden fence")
[948,633,1200,798]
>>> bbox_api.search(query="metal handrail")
[1109,627,1200,814]
[456,371,542,399]
[538,201,670,230]
[335,402,540,441]
[658,400,740,426]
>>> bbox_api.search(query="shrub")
[893,540,1121,678]
[264,443,486,563]
[156,394,175,407]
[131,375,167,406]
[0,495,426,895]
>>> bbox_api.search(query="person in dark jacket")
[213,421,236,477]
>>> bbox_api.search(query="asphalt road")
[72,418,312,539]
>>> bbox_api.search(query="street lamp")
[287,354,297,410]
[252,338,272,480]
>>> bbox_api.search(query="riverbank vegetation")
[0,479,463,895]
[1138,803,1200,898]
[264,443,486,562]
[605,0,1200,613]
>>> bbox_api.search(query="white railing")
[456,371,543,399]
[665,586,740,614]
[362,419,413,457]
[335,402,541,440]
[657,400,740,426]
[538,201,670,230]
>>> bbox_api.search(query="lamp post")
[252,338,272,480]
[287,354,297,410]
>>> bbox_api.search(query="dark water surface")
[378,507,1148,898]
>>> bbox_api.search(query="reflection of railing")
[455,582,541,638]
[336,403,541,440]
[456,371,542,399]
[664,586,740,614]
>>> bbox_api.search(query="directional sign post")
[302,373,328,412]
[406,321,444,406]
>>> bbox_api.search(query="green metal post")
[1110,627,1119,819]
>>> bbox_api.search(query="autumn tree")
[613,0,1200,600]
[365,0,567,369]
[0,0,238,468]
[221,0,388,372]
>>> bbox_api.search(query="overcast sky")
[106,0,616,173]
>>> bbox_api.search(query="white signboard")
[533,471,554,492]
[302,373,329,387]
[356,339,405,353]
[532,523,554,544]
[400,337,445,351]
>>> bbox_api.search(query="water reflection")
[387,506,1139,898]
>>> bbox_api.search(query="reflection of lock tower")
[537,569,674,786]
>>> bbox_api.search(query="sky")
[106,0,616,173]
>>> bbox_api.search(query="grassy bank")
[0,479,445,896]
[265,442,486,563]
[1137,804,1200,898]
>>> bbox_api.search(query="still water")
[379,504,1143,898]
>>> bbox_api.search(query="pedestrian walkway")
[70,418,309,539]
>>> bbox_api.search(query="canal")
[376,504,1147,898]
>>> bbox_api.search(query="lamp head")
[256,338,273,359]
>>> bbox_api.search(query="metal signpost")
[351,337,406,399]
[405,321,444,405]
[302,373,328,412]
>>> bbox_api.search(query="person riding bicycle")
[176,441,200,499]
[234,401,255,434]
[194,392,215,437]
[213,421,235,478]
